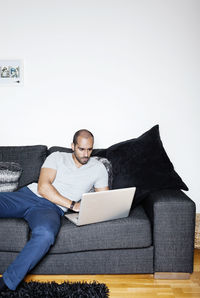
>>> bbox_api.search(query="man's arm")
[94,161,109,192]
[37,168,80,212]
[95,186,109,192]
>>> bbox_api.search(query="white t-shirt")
[28,152,108,212]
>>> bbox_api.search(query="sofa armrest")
[142,189,196,273]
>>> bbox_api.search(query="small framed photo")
[0,60,23,85]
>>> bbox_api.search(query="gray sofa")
[0,127,196,279]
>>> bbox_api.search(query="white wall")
[0,0,199,211]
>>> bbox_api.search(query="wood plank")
[154,273,190,280]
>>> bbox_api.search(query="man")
[0,129,109,292]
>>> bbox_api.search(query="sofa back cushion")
[0,145,48,188]
[48,147,72,155]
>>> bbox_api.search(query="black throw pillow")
[104,125,188,207]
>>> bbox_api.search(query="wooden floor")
[23,249,200,298]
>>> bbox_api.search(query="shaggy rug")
[0,281,109,298]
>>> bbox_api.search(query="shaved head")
[73,129,94,145]
[71,129,94,166]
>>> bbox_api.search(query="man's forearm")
[38,182,72,209]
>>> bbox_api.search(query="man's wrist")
[69,200,76,210]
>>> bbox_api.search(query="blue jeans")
[0,187,64,290]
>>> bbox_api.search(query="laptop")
[65,187,136,226]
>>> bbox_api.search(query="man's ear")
[71,142,75,152]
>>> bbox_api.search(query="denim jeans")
[0,186,64,290]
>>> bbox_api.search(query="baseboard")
[195,213,200,249]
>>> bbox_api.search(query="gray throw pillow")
[0,162,22,192]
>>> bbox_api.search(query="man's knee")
[32,226,57,246]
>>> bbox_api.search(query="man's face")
[72,136,94,166]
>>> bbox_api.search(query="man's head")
[71,129,94,167]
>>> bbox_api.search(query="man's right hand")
[73,202,81,212]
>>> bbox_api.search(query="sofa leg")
[154,272,190,280]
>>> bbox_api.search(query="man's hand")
[73,202,81,212]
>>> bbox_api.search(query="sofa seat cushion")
[49,205,152,254]
[0,218,29,252]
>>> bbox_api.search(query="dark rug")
[0,281,109,298]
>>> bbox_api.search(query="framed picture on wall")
[0,60,23,85]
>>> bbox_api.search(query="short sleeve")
[94,163,109,189]
[42,152,60,170]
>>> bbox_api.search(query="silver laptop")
[65,187,136,226]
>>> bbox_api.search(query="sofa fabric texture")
[0,218,29,252]
[31,247,154,275]
[143,189,196,273]
[0,247,154,275]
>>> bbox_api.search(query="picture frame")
[0,60,23,85]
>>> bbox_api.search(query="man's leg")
[2,206,62,290]
[0,187,34,218]
[0,187,35,292]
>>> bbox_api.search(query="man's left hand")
[73,202,80,212]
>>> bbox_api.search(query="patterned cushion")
[0,162,22,192]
